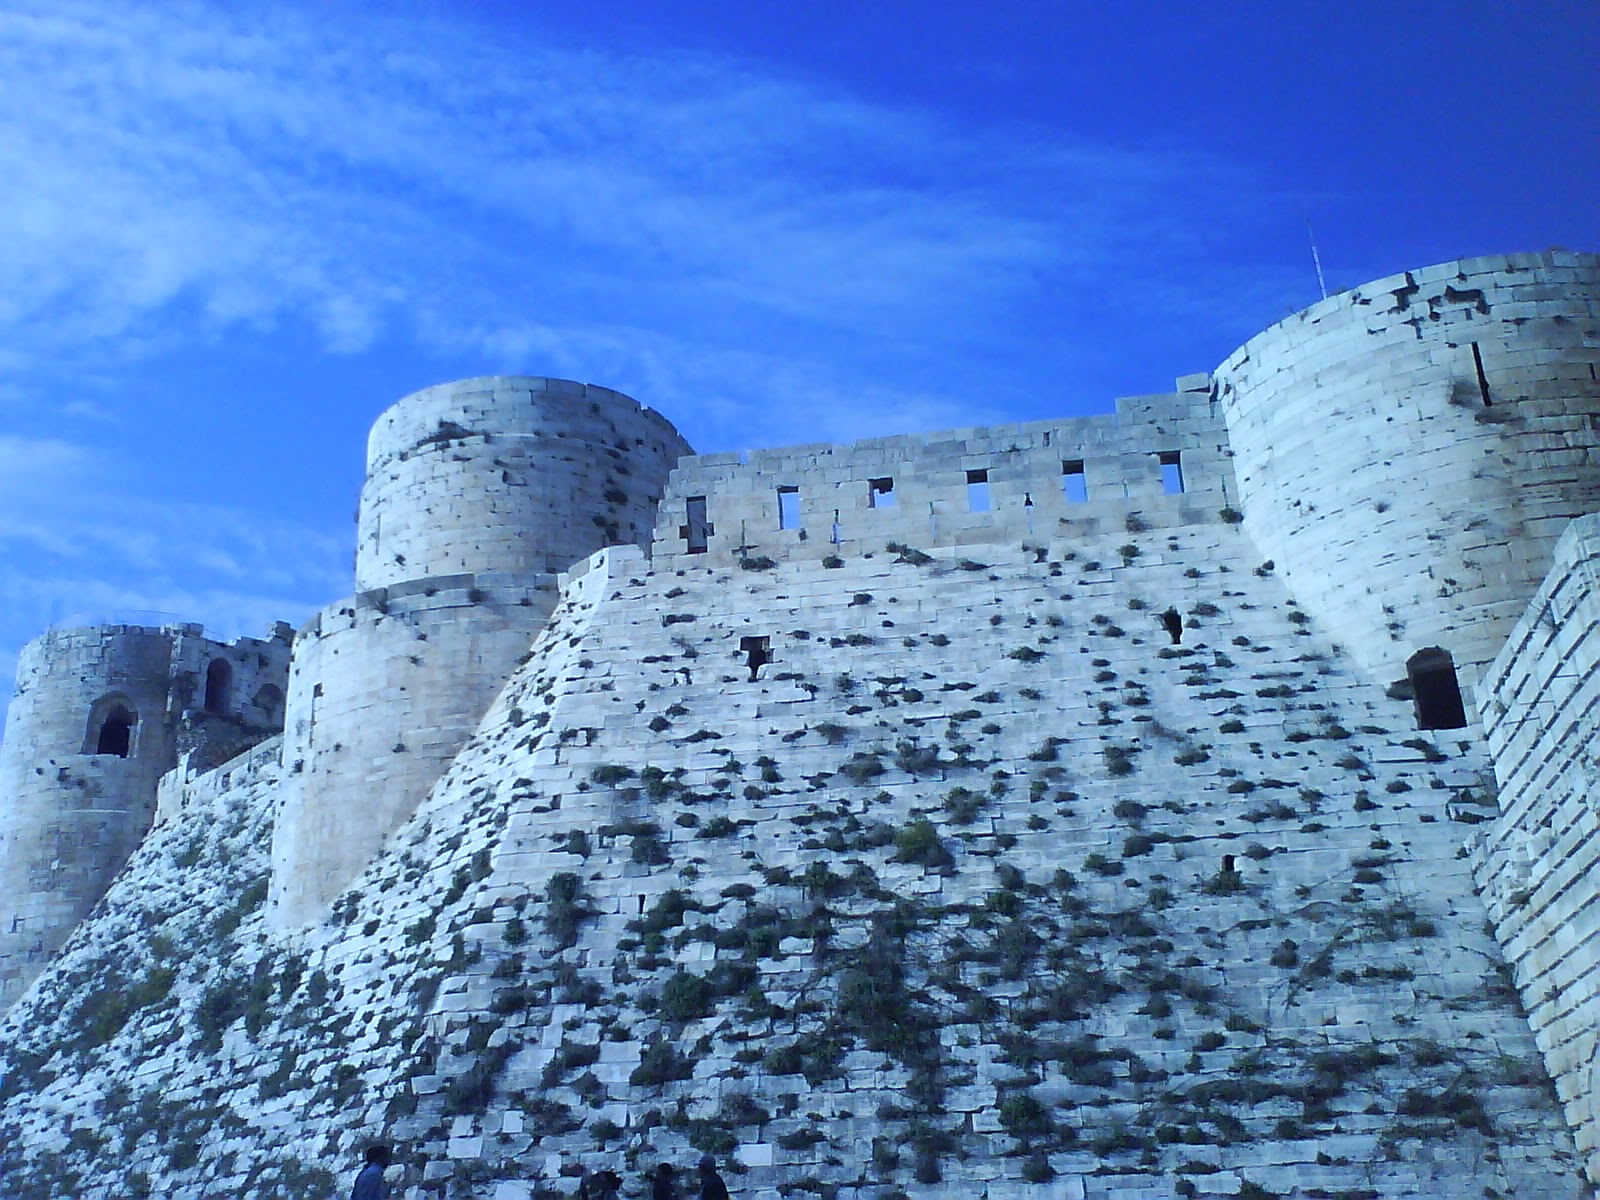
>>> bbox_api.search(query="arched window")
[1407,647,1467,730]
[252,683,285,726]
[87,699,137,758]
[204,658,233,715]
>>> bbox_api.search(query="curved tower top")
[272,377,693,928]
[1214,250,1600,693]
[355,376,692,592]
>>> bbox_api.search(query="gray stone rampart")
[355,376,691,591]
[655,387,1235,566]
[156,734,285,825]
[268,575,560,927]
[271,377,692,926]
[1215,250,1600,689]
[1472,512,1600,1178]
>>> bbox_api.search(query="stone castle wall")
[1215,250,1600,691]
[0,623,290,1009]
[1,254,1598,1197]
[270,377,693,928]
[1473,512,1600,1178]
[7,517,1586,1199]
[655,385,1236,568]
[356,376,690,591]
[269,576,560,927]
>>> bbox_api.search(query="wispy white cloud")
[0,0,1301,735]
[0,431,345,735]
[0,0,1278,397]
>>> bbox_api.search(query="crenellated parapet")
[654,382,1238,568]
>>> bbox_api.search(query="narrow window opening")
[1158,608,1183,644]
[1062,461,1087,503]
[312,682,325,698]
[681,496,710,554]
[1471,343,1492,406]
[868,478,896,509]
[95,705,136,757]
[1158,451,1184,495]
[204,658,232,714]
[1407,647,1467,730]
[777,486,801,531]
[1221,854,1236,874]
[638,894,647,915]
[739,635,773,682]
[966,469,991,512]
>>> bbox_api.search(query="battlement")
[655,383,1234,567]
[3,253,1600,1196]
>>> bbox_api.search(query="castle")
[0,250,1596,1200]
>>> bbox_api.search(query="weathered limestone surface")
[270,378,693,928]
[656,388,1234,570]
[1215,249,1600,690]
[0,622,291,1010]
[0,530,1585,1199]
[1473,513,1600,1179]
[0,257,1596,1200]
[355,376,690,591]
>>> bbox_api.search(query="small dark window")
[204,658,232,714]
[777,487,801,530]
[739,635,773,681]
[1062,461,1087,503]
[966,469,991,512]
[682,496,710,554]
[1407,647,1467,730]
[868,478,896,509]
[95,704,136,757]
[1158,451,1184,495]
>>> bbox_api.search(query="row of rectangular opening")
[683,452,1186,549]
[798,452,1183,527]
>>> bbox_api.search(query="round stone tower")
[270,376,692,928]
[1215,250,1600,696]
[0,622,291,1009]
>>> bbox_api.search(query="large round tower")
[0,622,291,1009]
[269,377,692,928]
[1215,250,1600,696]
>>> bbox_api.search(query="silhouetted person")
[698,1154,729,1200]
[352,1145,391,1200]
[653,1162,679,1200]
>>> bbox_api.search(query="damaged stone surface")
[0,252,1598,1199]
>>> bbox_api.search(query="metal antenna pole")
[1307,220,1328,300]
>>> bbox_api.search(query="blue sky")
[0,0,1595,734]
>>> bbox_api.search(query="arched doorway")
[204,658,233,715]
[92,702,137,757]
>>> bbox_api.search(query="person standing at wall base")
[351,1145,392,1200]
[697,1154,729,1200]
